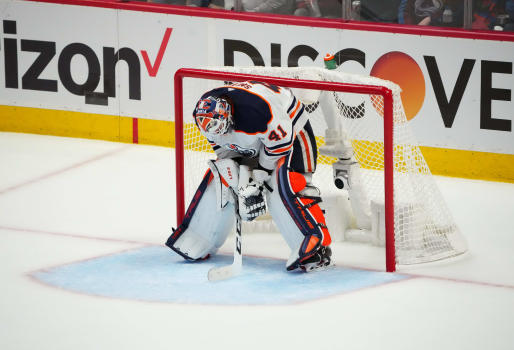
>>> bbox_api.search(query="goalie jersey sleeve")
[199,81,308,170]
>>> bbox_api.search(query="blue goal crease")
[31,246,409,305]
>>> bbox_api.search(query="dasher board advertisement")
[1,0,513,157]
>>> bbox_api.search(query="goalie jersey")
[195,81,309,170]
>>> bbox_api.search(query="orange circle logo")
[370,52,425,121]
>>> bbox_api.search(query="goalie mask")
[193,96,233,137]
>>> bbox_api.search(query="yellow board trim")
[0,105,133,143]
[138,118,174,147]
[421,146,514,183]
[1,105,513,183]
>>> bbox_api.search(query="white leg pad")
[173,182,235,260]
[265,169,307,264]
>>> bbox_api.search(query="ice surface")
[1,132,513,350]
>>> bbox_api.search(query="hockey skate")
[299,246,332,272]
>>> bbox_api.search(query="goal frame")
[173,68,396,272]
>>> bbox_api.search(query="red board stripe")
[132,117,138,144]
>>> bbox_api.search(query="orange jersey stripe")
[267,143,293,154]
[289,101,301,119]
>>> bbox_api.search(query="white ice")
[0,131,513,350]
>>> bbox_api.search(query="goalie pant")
[165,123,332,271]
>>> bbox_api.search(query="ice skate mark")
[0,225,154,245]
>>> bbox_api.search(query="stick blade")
[207,265,241,282]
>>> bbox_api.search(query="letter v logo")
[141,28,173,77]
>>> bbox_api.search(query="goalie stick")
[207,187,243,282]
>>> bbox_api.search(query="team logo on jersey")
[226,144,257,157]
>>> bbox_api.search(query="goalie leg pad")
[165,170,234,261]
[266,156,332,271]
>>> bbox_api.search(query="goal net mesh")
[177,66,467,266]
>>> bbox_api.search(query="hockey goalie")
[165,80,333,272]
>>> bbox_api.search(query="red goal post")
[173,68,396,272]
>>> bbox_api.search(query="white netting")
[178,66,467,266]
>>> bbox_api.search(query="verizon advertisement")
[1,0,513,154]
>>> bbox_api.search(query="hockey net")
[174,66,467,272]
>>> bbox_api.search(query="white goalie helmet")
[193,96,233,137]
